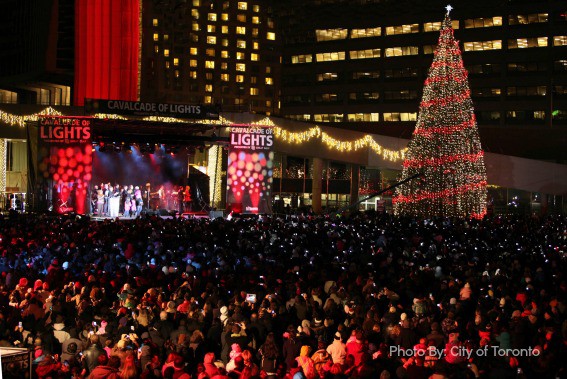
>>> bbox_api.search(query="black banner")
[84,98,220,120]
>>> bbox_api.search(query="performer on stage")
[135,186,143,217]
[102,183,110,216]
[91,185,99,214]
[177,186,185,213]
[96,187,105,216]
[108,185,120,218]
[184,185,192,212]
[124,186,133,217]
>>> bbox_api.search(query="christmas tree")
[393,6,487,219]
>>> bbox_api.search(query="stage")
[90,211,214,221]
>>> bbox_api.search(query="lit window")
[237,14,246,22]
[174,70,180,78]
[189,71,197,79]
[554,36,567,46]
[221,39,229,47]
[267,32,276,40]
[383,113,417,121]
[190,60,197,67]
[250,88,259,95]
[463,40,502,51]
[236,63,246,71]
[221,50,229,58]
[313,114,343,123]
[221,62,228,70]
[463,17,502,28]
[266,100,272,107]
[164,49,170,57]
[384,46,419,57]
[222,25,229,34]
[236,75,244,82]
[165,61,170,69]
[292,54,313,64]
[423,22,442,32]
[207,25,216,33]
[221,13,229,21]
[152,19,158,26]
[208,13,217,21]
[251,53,259,61]
[207,36,217,44]
[349,49,380,59]
[253,4,259,12]
[252,16,259,24]
[250,76,257,84]
[253,42,259,50]
[315,52,345,62]
[153,33,159,41]
[205,84,213,92]
[385,24,419,35]
[237,40,246,48]
[508,37,547,49]
[154,45,159,53]
[205,96,212,104]
[317,72,338,81]
[236,26,246,34]
[315,29,348,41]
[173,58,179,66]
[221,73,230,81]
[192,22,199,31]
[352,71,380,80]
[350,27,381,38]
[237,2,247,10]
[191,9,199,19]
[252,28,258,37]
[192,0,200,5]
[509,13,548,25]
[205,61,215,69]
[236,52,245,60]
[266,67,271,74]
[265,77,273,85]
[190,47,198,55]
[347,113,379,122]
[222,1,229,10]
[206,49,215,57]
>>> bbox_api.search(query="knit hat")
[18,278,28,288]
[34,279,43,291]
[449,298,457,305]
[334,332,342,340]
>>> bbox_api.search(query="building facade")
[275,0,567,161]
[141,0,281,115]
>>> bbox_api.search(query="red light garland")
[394,11,488,219]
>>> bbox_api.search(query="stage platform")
[90,211,212,221]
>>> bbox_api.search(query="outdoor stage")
[90,211,215,221]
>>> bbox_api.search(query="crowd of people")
[0,210,565,379]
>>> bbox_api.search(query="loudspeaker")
[158,208,172,216]
[209,210,224,219]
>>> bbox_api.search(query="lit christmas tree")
[393,6,487,219]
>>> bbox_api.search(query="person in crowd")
[0,211,564,378]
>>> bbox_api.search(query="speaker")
[158,208,172,216]
[209,210,224,219]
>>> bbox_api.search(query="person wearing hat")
[326,331,346,365]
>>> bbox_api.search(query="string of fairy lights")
[0,108,407,162]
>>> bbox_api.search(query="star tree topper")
[446,4,453,15]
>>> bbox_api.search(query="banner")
[227,126,274,214]
[84,98,220,120]
[36,116,93,214]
